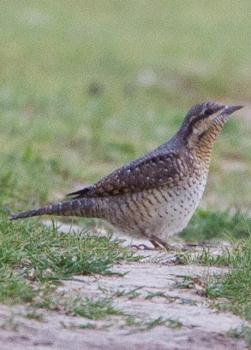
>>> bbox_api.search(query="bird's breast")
[102,170,208,240]
[148,171,208,239]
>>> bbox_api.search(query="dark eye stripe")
[204,108,214,116]
[189,113,208,127]
[185,114,209,137]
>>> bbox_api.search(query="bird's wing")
[67,151,190,198]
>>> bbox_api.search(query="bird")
[10,102,242,249]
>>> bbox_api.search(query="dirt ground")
[0,224,249,350]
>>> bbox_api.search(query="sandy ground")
[0,223,249,350]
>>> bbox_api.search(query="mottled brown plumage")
[11,102,242,248]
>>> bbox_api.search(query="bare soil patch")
[0,224,249,350]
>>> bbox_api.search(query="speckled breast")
[105,171,208,240]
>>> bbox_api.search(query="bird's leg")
[130,231,164,250]
[149,239,164,249]
[149,235,171,250]
[130,231,170,251]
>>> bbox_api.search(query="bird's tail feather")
[10,198,99,221]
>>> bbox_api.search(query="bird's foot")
[149,237,171,251]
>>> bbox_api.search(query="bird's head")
[177,101,243,163]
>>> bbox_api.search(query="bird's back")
[88,147,208,240]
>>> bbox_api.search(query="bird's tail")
[10,198,100,221]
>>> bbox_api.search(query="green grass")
[0,0,250,211]
[181,209,251,242]
[24,310,44,321]
[39,295,124,321]
[206,237,251,320]
[125,315,183,332]
[71,297,123,320]
[0,214,137,305]
[177,211,251,321]
[180,247,233,267]
[228,325,251,347]
[0,0,251,322]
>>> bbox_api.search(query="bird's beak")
[213,106,244,124]
[215,104,243,122]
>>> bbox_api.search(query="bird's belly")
[115,175,207,237]
[150,175,208,239]
[103,174,208,240]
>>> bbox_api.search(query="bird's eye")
[204,108,214,117]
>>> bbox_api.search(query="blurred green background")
[0,0,250,212]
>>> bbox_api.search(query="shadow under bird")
[11,102,243,248]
